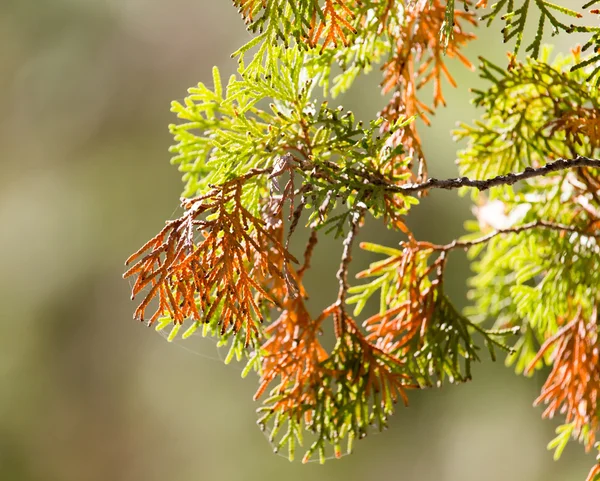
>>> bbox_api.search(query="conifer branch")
[246,155,600,202]
[390,156,600,194]
[332,207,366,338]
[125,0,600,471]
[434,220,600,252]
[297,229,318,279]
[336,207,365,307]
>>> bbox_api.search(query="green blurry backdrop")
[0,1,593,480]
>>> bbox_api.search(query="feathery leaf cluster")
[124,0,600,477]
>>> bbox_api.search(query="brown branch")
[298,229,318,279]
[336,207,365,306]
[389,156,600,194]
[286,155,600,198]
[524,313,580,376]
[433,220,598,252]
[198,156,600,203]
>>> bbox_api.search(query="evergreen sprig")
[480,0,583,56]
[455,48,600,182]
[124,0,600,477]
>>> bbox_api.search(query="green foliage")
[455,48,600,181]
[257,326,409,463]
[171,43,415,232]
[348,242,515,386]
[170,46,308,198]
[480,0,593,58]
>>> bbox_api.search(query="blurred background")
[0,1,594,480]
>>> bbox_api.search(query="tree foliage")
[124,0,600,477]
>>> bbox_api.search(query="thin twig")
[201,156,600,202]
[389,156,600,194]
[273,155,600,197]
[298,229,318,279]
[336,207,365,306]
[433,220,598,252]
[524,312,581,376]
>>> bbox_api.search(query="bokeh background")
[0,1,594,480]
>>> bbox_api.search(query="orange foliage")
[123,176,297,346]
[380,0,476,178]
[309,0,357,50]
[256,297,330,408]
[235,0,358,49]
[256,302,412,429]
[234,0,263,21]
[359,241,441,355]
[587,463,600,481]
[527,308,600,450]
[547,107,600,149]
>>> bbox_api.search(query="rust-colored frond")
[361,242,439,355]
[546,107,600,149]
[380,0,476,178]
[528,308,600,450]
[308,0,357,50]
[354,239,510,385]
[376,0,398,35]
[253,198,290,303]
[381,0,476,107]
[380,97,429,179]
[124,178,297,346]
[382,192,411,234]
[234,0,265,23]
[256,301,413,457]
[235,0,358,50]
[331,308,413,407]
[587,463,600,481]
[256,297,329,410]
